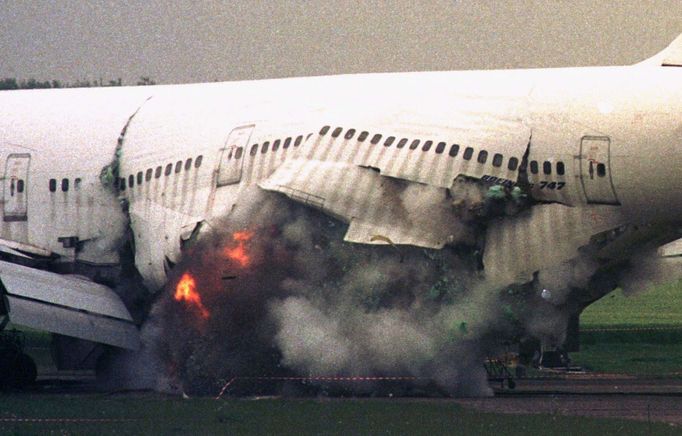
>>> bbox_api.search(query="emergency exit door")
[217,125,254,186]
[579,136,620,205]
[3,153,31,222]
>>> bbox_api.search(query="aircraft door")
[579,136,620,205]
[217,125,254,186]
[3,153,31,222]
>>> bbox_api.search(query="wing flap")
[0,260,139,350]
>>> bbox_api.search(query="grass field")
[574,279,682,375]
[0,395,678,436]
[581,279,682,328]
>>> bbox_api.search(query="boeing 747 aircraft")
[0,34,681,386]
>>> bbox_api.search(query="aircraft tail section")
[637,33,682,67]
[0,260,140,350]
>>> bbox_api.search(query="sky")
[1,0,681,85]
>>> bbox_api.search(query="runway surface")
[457,374,682,425]
[20,371,682,426]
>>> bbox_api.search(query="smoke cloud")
[106,187,680,397]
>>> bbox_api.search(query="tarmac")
[17,370,682,426]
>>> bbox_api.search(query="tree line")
[0,77,156,90]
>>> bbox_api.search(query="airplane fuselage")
[1,64,681,290]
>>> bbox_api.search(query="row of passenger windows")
[529,160,566,176]
[319,125,572,177]
[319,125,521,170]
[48,178,82,192]
[119,155,203,191]
[248,134,310,157]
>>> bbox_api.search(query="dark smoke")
[109,188,517,396]
[110,187,677,397]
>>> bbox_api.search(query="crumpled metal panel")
[259,106,531,249]
[0,260,139,349]
[260,161,458,248]
[293,102,530,190]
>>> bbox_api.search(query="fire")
[174,273,209,319]
[224,230,254,267]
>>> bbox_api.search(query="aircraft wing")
[0,260,139,350]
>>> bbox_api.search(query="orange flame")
[174,273,209,319]
[224,230,254,267]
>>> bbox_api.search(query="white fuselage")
[1,64,681,290]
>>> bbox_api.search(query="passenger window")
[597,163,606,177]
[283,138,292,148]
[435,142,446,154]
[463,147,474,160]
[16,179,24,193]
[250,144,258,156]
[370,134,382,144]
[146,169,153,181]
[262,142,269,154]
[508,157,519,171]
[49,179,57,192]
[397,138,408,149]
[184,159,192,171]
[175,161,182,173]
[543,161,552,175]
[234,148,243,159]
[155,166,162,178]
[492,153,503,167]
[409,139,420,150]
[61,178,69,192]
[449,144,460,157]
[477,150,488,164]
[165,164,172,176]
[74,178,81,190]
[384,136,395,147]
[137,172,143,184]
[358,131,369,142]
[319,126,330,135]
[556,161,565,176]
[422,140,433,152]
[530,161,538,174]
[344,129,355,140]
[294,135,303,146]
[306,133,312,140]
[195,155,204,167]
[331,127,342,138]
[129,175,135,187]
[273,139,280,151]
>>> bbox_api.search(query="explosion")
[224,230,254,267]
[119,188,606,397]
[173,273,209,319]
